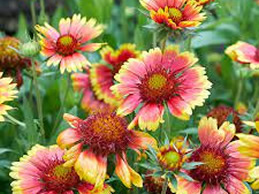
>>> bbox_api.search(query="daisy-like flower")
[71,72,112,113]
[0,72,18,122]
[176,117,255,194]
[89,44,140,106]
[225,41,259,69]
[57,111,157,188]
[207,105,243,133]
[112,46,212,131]
[36,14,104,73]
[9,144,114,194]
[140,0,206,30]
[0,37,33,88]
[236,121,259,190]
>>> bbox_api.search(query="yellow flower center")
[58,35,73,46]
[53,164,72,179]
[56,34,78,56]
[148,74,167,90]
[199,151,225,174]
[168,8,183,23]
[164,151,181,164]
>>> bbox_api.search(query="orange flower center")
[43,161,80,192]
[138,69,177,103]
[189,146,228,184]
[56,34,78,56]
[168,8,183,24]
[79,112,131,154]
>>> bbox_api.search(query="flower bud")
[20,41,40,57]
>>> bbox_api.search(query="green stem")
[153,32,157,47]
[254,99,259,119]
[30,0,37,30]
[40,0,46,16]
[161,178,168,194]
[5,114,26,128]
[185,36,192,51]
[253,78,259,103]
[51,75,70,135]
[160,37,167,52]
[31,59,45,138]
[234,78,243,107]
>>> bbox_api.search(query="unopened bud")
[20,41,40,57]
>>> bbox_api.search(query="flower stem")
[185,35,192,51]
[234,77,243,107]
[31,59,45,138]
[161,178,168,194]
[5,114,26,128]
[254,99,259,119]
[51,74,70,135]
[30,0,37,29]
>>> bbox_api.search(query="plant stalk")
[5,114,26,128]
[31,59,45,138]
[161,178,168,194]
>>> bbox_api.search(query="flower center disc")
[56,34,78,56]
[139,70,176,103]
[189,147,228,184]
[164,151,181,164]
[168,8,183,24]
[43,163,80,192]
[80,112,130,154]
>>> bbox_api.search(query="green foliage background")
[1,0,259,193]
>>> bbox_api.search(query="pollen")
[148,74,167,90]
[56,34,78,56]
[139,70,176,103]
[189,146,228,184]
[79,111,131,154]
[53,164,72,179]
[168,8,183,24]
[199,151,226,174]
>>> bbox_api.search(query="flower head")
[57,112,157,188]
[0,37,33,88]
[89,44,140,106]
[0,72,18,121]
[140,0,206,30]
[207,105,243,133]
[9,144,113,194]
[112,46,212,131]
[225,41,259,69]
[71,72,113,113]
[177,117,255,194]
[157,139,188,171]
[36,14,104,73]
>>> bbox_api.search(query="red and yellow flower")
[10,144,113,194]
[207,105,243,133]
[225,41,259,69]
[140,0,206,30]
[90,44,140,106]
[71,72,113,113]
[0,72,18,122]
[112,46,212,131]
[236,121,259,190]
[176,117,255,194]
[57,111,157,188]
[36,14,104,73]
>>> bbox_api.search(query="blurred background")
[1,0,259,193]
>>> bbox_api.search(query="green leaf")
[180,128,198,135]
[182,162,204,170]
[16,13,29,42]
[0,148,12,155]
[177,171,194,182]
